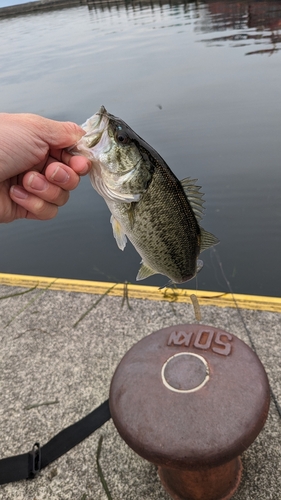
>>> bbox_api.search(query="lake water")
[0,0,281,297]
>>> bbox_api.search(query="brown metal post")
[159,457,242,500]
[109,324,270,500]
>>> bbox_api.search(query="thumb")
[37,117,86,149]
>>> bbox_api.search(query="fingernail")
[84,161,92,173]
[10,185,29,199]
[28,173,48,191]
[78,161,92,176]
[51,166,70,184]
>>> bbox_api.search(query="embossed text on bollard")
[167,328,232,356]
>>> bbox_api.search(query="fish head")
[71,106,153,202]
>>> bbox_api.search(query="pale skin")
[0,113,91,223]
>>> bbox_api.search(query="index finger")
[51,149,91,175]
[66,153,91,176]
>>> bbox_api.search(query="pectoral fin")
[110,215,127,250]
[136,263,158,281]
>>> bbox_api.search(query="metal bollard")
[109,324,270,500]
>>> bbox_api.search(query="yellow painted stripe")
[0,272,280,312]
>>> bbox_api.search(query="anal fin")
[200,227,220,252]
[136,263,158,281]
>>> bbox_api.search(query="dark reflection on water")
[197,0,281,55]
[0,0,281,296]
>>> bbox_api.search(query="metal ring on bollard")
[161,352,210,393]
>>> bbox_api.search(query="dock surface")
[0,274,280,500]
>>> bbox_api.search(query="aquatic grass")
[91,266,119,283]
[96,436,113,500]
[24,398,59,410]
[168,300,178,316]
[0,285,38,299]
[73,280,135,328]
[73,283,118,328]
[162,285,180,302]
[163,285,201,319]
[121,281,132,310]
[4,279,57,328]
[15,327,49,339]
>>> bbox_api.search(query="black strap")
[0,399,111,485]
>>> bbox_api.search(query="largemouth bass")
[71,106,219,284]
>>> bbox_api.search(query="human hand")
[0,113,91,223]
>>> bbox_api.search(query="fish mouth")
[80,106,110,148]
[82,105,108,130]
[96,105,108,119]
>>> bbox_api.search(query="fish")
[70,106,219,284]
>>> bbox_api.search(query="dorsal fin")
[180,177,205,222]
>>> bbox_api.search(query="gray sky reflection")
[0,0,281,296]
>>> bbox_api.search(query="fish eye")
[115,130,129,144]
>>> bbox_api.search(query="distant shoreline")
[0,0,162,17]
[0,0,90,18]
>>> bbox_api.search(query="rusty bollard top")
[109,324,270,470]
